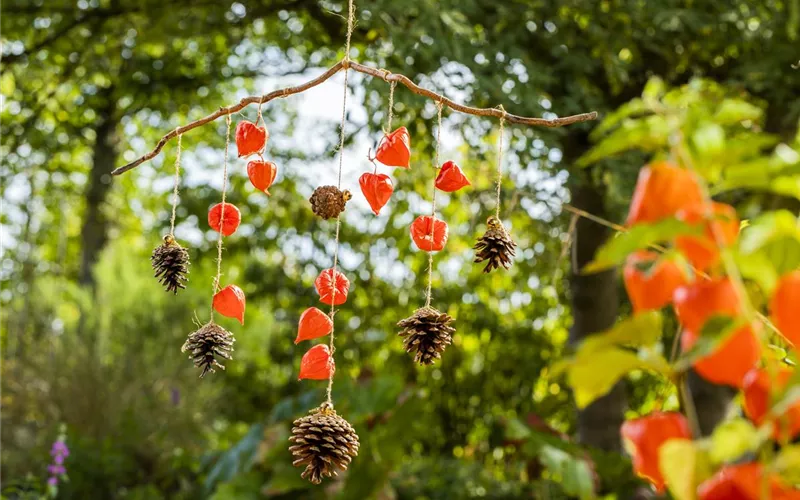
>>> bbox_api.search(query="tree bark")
[79,95,118,287]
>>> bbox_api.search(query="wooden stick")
[112,60,599,176]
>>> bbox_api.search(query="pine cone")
[181,322,235,377]
[288,404,360,484]
[309,185,352,219]
[397,306,455,365]
[473,216,517,273]
[151,235,190,293]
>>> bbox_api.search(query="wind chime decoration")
[182,115,247,377]
[398,102,464,365]
[474,112,517,273]
[289,1,360,484]
[151,134,191,294]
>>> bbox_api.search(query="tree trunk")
[79,96,118,287]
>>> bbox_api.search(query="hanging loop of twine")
[210,115,232,320]
[385,81,397,134]
[425,100,444,308]
[168,132,183,237]
[495,105,507,220]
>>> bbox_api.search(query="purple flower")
[47,477,58,487]
[54,454,64,465]
[50,441,69,457]
[48,464,66,475]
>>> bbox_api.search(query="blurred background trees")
[2,0,799,498]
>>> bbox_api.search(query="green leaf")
[674,315,743,371]
[581,311,664,353]
[583,219,700,273]
[774,445,800,484]
[578,114,671,167]
[713,99,763,125]
[692,123,726,157]
[738,210,800,276]
[538,445,596,499]
[708,419,760,464]
[659,439,711,500]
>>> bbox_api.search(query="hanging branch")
[111,60,599,176]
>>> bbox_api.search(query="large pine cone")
[309,185,351,219]
[288,405,360,484]
[181,322,235,377]
[397,306,455,365]
[151,235,190,293]
[474,216,517,273]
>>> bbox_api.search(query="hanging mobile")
[151,133,190,294]
[474,110,517,273]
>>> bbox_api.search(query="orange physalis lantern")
[742,367,800,441]
[358,172,394,215]
[247,159,278,195]
[620,411,691,493]
[771,270,800,347]
[314,268,350,306]
[675,202,739,271]
[375,127,411,168]
[298,344,334,380]
[623,250,690,313]
[295,307,333,344]
[626,161,704,226]
[208,202,241,236]
[212,284,246,324]
[410,215,448,252]
[235,120,268,157]
[435,161,471,193]
[673,278,743,332]
[697,463,798,500]
[680,326,760,388]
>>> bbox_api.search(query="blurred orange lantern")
[213,284,246,324]
[626,161,703,226]
[208,202,241,236]
[623,250,690,313]
[235,120,268,157]
[295,307,333,344]
[620,411,691,493]
[315,268,350,306]
[742,367,800,441]
[298,344,334,380]
[247,159,278,195]
[771,271,800,347]
[359,172,394,215]
[680,326,760,388]
[435,161,471,193]
[375,127,411,168]
[410,215,448,252]
[698,463,799,500]
[675,202,739,271]
[673,278,742,332]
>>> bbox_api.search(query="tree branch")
[112,60,599,176]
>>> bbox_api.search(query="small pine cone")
[309,185,352,220]
[473,216,517,273]
[181,322,235,377]
[397,306,455,365]
[288,404,360,484]
[151,235,190,293]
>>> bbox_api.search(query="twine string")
[326,0,355,408]
[386,81,396,133]
[169,133,183,237]
[495,107,506,220]
[425,101,444,308]
[210,115,232,320]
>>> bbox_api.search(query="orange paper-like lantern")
[298,344,334,380]
[208,202,241,236]
[626,161,704,226]
[623,250,690,313]
[673,278,742,332]
[742,367,800,441]
[247,159,278,195]
[375,127,411,168]
[235,120,268,157]
[698,463,799,500]
[680,326,760,388]
[435,161,471,193]
[620,411,691,493]
[212,284,246,324]
[675,202,739,271]
[314,268,350,306]
[359,172,394,215]
[295,307,333,344]
[771,270,800,347]
[410,215,448,252]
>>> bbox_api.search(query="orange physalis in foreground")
[410,215,449,252]
[208,202,241,236]
[359,172,394,215]
[314,268,350,306]
[235,120,268,157]
[298,344,334,380]
[771,270,800,346]
[742,367,800,441]
[375,127,411,168]
[247,159,278,195]
[295,307,333,344]
[673,278,743,332]
[623,250,690,313]
[675,202,739,271]
[698,463,800,500]
[620,411,691,493]
[213,284,246,324]
[626,161,704,226]
[435,161,471,193]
